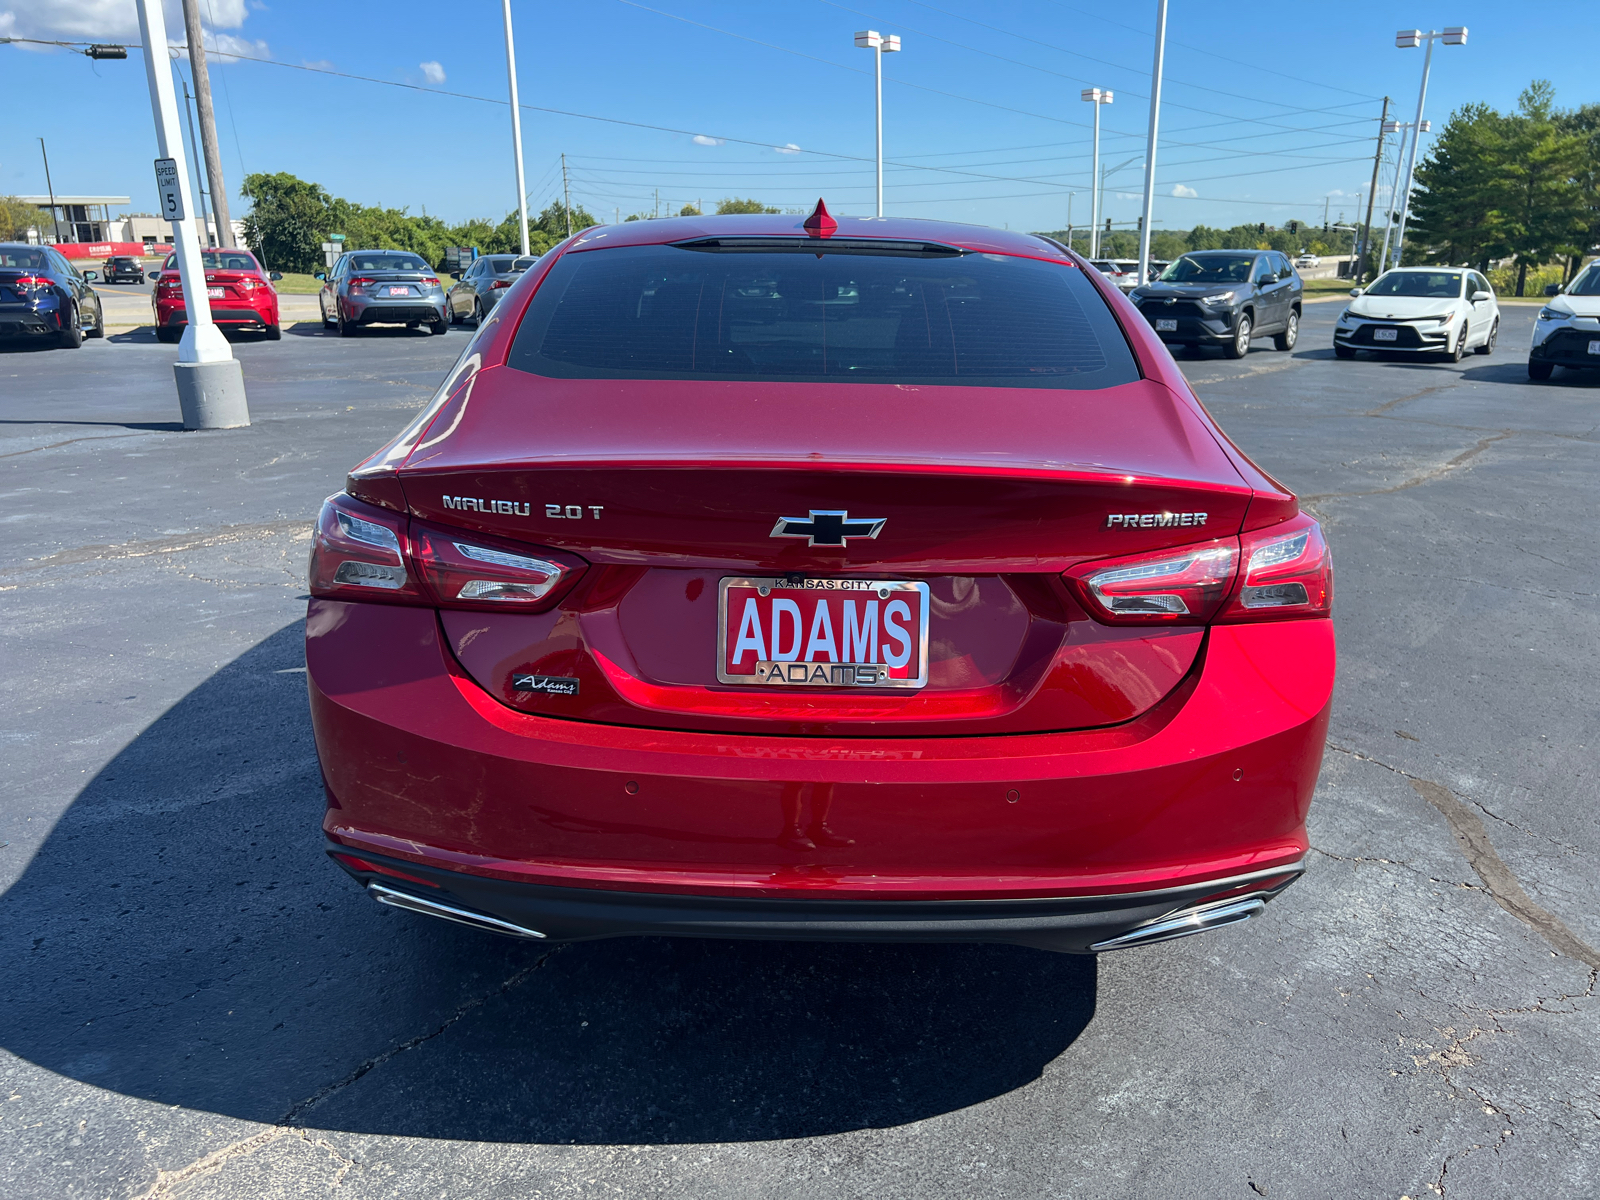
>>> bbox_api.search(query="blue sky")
[2,1,1591,235]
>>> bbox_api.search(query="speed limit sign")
[154,158,186,221]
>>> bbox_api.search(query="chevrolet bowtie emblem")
[770,509,886,547]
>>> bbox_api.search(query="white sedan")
[1528,261,1600,380]
[1333,267,1500,362]
[1294,253,1321,268]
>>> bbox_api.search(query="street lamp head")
[1419,120,1431,133]
[1382,121,1402,134]
[1395,29,1422,48]
[882,34,901,52]
[853,30,882,49]
[1442,26,1467,45]
[1080,87,1112,104]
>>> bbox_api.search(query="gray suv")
[1129,250,1303,359]
[317,250,447,337]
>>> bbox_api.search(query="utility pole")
[502,0,530,255]
[1136,0,1167,287]
[179,79,212,246]
[37,138,62,243]
[135,0,247,428]
[1323,196,1330,232]
[562,153,572,236]
[1356,97,1390,282]
[180,0,233,247]
[654,188,659,220]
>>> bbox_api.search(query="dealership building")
[18,194,243,259]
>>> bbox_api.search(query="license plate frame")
[717,576,930,690]
[386,285,410,296]
[207,286,224,299]
[1154,318,1178,332]
[1373,327,1399,342]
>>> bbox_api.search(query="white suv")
[1334,267,1500,362]
[1529,262,1600,380]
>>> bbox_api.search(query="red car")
[307,206,1335,955]
[151,248,281,342]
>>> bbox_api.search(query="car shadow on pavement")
[1461,361,1599,386]
[0,622,1097,1145]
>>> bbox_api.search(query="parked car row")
[314,251,539,337]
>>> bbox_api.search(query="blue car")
[0,243,105,349]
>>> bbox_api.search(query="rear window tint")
[506,243,1139,389]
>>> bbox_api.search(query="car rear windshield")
[1158,255,1255,284]
[162,251,261,272]
[506,242,1139,389]
[348,254,428,272]
[1365,271,1462,298]
[1,248,52,269]
[484,256,521,272]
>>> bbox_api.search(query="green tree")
[1411,102,1511,271]
[678,203,702,216]
[0,196,53,242]
[1557,100,1600,281]
[716,197,781,214]
[1495,82,1588,294]
[239,171,332,272]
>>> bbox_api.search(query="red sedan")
[151,248,281,342]
[307,206,1334,955]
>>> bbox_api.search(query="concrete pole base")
[173,358,250,429]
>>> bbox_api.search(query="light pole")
[1098,155,1141,256]
[1392,27,1466,271]
[135,0,248,428]
[854,30,902,217]
[1136,0,1169,287]
[1381,118,1431,271]
[503,0,530,255]
[1080,88,1112,257]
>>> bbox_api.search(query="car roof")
[1184,249,1265,256]
[558,211,1073,260]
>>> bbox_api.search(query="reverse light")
[1218,514,1332,622]
[1066,540,1239,625]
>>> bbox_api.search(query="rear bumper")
[344,295,447,324]
[331,847,1306,953]
[0,306,61,337]
[158,303,277,328]
[309,600,1334,932]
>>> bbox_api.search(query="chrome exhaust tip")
[1090,893,1267,952]
[367,882,547,940]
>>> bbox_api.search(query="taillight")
[1065,539,1239,625]
[1217,514,1331,622]
[308,495,424,602]
[308,494,585,612]
[409,521,582,612]
[421,276,439,287]
[11,275,50,294]
[236,276,257,291]
[490,279,511,288]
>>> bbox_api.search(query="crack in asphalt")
[280,948,561,1124]
[1301,431,1513,506]
[126,950,558,1196]
[1327,743,1600,969]
[4,521,311,573]
[1364,382,1459,417]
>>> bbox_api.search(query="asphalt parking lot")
[2,302,1596,1199]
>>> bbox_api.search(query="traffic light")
[1105,218,1112,233]
[1257,223,1266,235]
[1323,223,1330,233]
[1137,216,1143,232]
[1287,221,1299,234]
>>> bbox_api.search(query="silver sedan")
[317,250,448,337]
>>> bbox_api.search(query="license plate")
[1155,318,1178,332]
[718,577,929,689]
[1588,340,1600,356]
[386,286,409,296]
[207,287,224,298]
[1373,327,1399,342]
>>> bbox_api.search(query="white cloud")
[303,58,335,72]
[1,0,251,42]
[692,134,724,147]
[776,143,802,155]
[206,31,267,62]
[419,60,445,85]
[1171,184,1198,198]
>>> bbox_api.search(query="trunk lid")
[398,369,1251,734]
